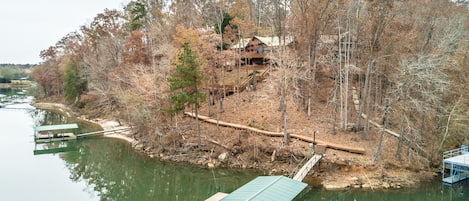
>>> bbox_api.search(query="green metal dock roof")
[34,123,79,132]
[221,176,307,201]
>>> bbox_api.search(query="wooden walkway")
[185,112,365,154]
[292,154,323,181]
[77,127,130,138]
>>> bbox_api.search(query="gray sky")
[0,0,130,64]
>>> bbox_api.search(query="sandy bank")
[31,102,137,146]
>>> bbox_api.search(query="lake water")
[0,89,467,201]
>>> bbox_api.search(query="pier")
[442,145,469,184]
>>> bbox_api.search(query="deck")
[442,145,469,184]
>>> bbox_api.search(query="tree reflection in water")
[61,138,259,201]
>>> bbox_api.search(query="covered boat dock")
[205,176,307,201]
[34,123,79,143]
[442,145,469,184]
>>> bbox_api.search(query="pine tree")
[167,42,206,146]
[63,60,80,103]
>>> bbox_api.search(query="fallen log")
[185,112,365,154]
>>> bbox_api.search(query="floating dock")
[34,123,79,143]
[442,145,469,184]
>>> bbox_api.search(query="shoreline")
[30,101,440,190]
[31,102,138,146]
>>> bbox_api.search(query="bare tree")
[354,0,390,139]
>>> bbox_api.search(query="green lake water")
[0,89,467,201]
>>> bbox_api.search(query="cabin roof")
[221,176,307,201]
[254,36,294,47]
[232,36,294,49]
[34,123,79,132]
[232,38,251,49]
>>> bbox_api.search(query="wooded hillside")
[33,0,469,167]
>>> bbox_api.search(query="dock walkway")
[292,154,323,181]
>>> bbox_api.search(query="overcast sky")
[0,0,130,64]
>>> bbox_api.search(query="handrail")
[289,157,308,178]
[443,145,468,159]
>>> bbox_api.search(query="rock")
[382,182,390,189]
[218,152,228,161]
[361,183,372,189]
[208,163,215,168]
[322,181,350,190]
[271,150,276,162]
[271,169,277,174]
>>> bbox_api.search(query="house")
[232,35,294,65]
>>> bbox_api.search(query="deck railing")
[443,145,468,159]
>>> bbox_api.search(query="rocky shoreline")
[31,102,439,190]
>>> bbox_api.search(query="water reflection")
[296,180,468,201]
[60,138,258,201]
[25,96,259,200]
[441,182,468,201]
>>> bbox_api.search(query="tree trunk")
[307,43,312,116]
[355,3,385,139]
[373,98,390,162]
[196,104,201,146]
[281,61,289,144]
[207,88,211,116]
[396,110,406,160]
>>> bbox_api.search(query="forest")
[32,0,469,181]
[0,64,32,83]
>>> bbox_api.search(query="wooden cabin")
[232,36,294,65]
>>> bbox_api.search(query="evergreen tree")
[167,42,206,145]
[126,0,148,31]
[63,60,86,103]
[214,11,236,35]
